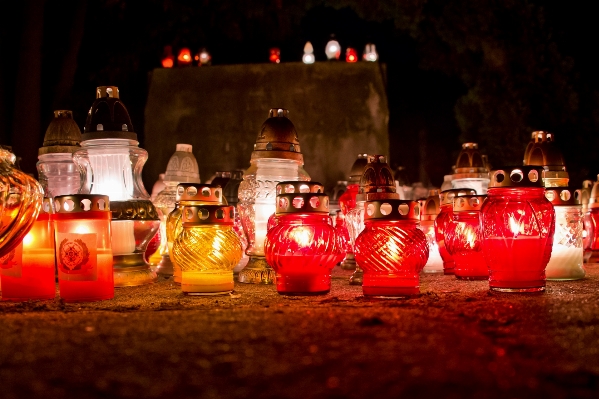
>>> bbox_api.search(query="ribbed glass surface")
[172,225,243,272]
[445,212,488,279]
[434,204,455,270]
[546,205,584,280]
[354,221,428,276]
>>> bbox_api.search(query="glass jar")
[264,182,343,295]
[73,86,159,287]
[167,183,225,284]
[434,188,476,275]
[481,167,555,292]
[237,108,310,284]
[172,204,242,295]
[54,194,113,302]
[445,195,488,280]
[544,188,585,280]
[354,200,428,297]
[1,198,55,301]
[36,110,82,199]
[0,146,44,257]
[419,190,443,274]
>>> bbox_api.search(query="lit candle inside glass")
[110,220,136,255]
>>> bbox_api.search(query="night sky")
[1,0,598,189]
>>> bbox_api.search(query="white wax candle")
[546,243,585,280]
[110,220,136,255]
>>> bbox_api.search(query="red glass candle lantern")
[334,210,351,258]
[581,179,594,263]
[54,194,114,302]
[345,48,358,63]
[161,45,175,68]
[354,200,428,297]
[177,48,193,66]
[264,181,344,295]
[1,199,55,301]
[434,188,476,275]
[445,195,488,280]
[269,47,281,63]
[585,177,599,263]
[481,166,555,292]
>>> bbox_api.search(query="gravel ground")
[2,265,599,399]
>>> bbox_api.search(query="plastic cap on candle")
[420,189,440,222]
[348,154,371,183]
[251,108,303,163]
[488,166,545,188]
[82,86,137,141]
[38,110,82,155]
[452,143,490,180]
[363,199,420,222]
[164,144,201,183]
[275,181,329,214]
[453,195,487,212]
[439,188,477,205]
[522,131,568,187]
[357,155,399,202]
[544,188,581,206]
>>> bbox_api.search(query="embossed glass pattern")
[445,209,488,280]
[434,203,455,274]
[354,219,428,297]
[481,187,555,292]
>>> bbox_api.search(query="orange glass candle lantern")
[445,195,488,280]
[269,47,281,63]
[161,45,175,68]
[1,199,55,301]
[481,167,555,292]
[434,188,476,275]
[177,47,193,66]
[354,200,429,297]
[54,194,114,302]
[265,182,344,295]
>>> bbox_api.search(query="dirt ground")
[2,265,599,399]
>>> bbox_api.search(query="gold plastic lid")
[176,183,224,203]
[420,189,441,221]
[452,143,490,179]
[440,188,477,205]
[489,166,545,188]
[363,199,420,222]
[275,181,328,214]
[54,194,110,213]
[545,188,581,206]
[522,131,568,186]
[452,195,486,212]
[348,154,370,183]
[181,204,235,225]
[357,154,399,201]
[250,108,303,163]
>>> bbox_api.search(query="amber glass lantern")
[419,190,443,274]
[481,166,555,292]
[36,110,82,199]
[1,198,55,301]
[354,200,428,297]
[172,204,242,295]
[152,144,201,277]
[451,143,490,194]
[167,183,226,284]
[338,154,368,270]
[434,188,476,275]
[54,194,113,302]
[237,108,310,284]
[445,195,488,280]
[73,86,160,287]
[0,146,44,257]
[346,155,399,285]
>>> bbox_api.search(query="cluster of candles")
[161,38,378,67]
[0,86,596,302]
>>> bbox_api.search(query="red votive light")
[265,181,344,295]
[586,177,599,263]
[354,200,429,297]
[54,194,114,302]
[435,188,476,275]
[445,195,488,280]
[481,166,555,292]
[1,199,55,301]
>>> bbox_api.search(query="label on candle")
[56,232,98,281]
[0,244,23,278]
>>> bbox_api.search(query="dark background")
[1,0,598,190]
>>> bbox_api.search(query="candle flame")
[74,225,92,235]
[509,216,521,236]
[465,227,477,249]
[23,232,34,247]
[290,227,313,247]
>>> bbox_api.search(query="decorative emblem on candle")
[237,108,311,284]
[264,181,344,295]
[480,166,555,293]
[434,188,476,275]
[445,195,488,280]
[419,190,444,274]
[73,86,160,287]
[451,143,490,194]
[346,154,398,285]
[354,199,428,297]
[54,194,114,302]
[172,204,242,295]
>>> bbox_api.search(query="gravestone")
[143,61,389,195]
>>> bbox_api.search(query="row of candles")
[161,38,379,67]
[0,86,596,301]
